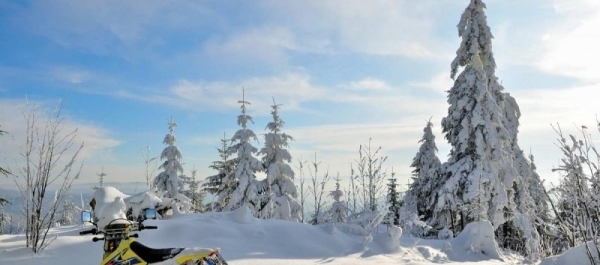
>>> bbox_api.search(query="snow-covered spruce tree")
[439,0,518,235]
[153,117,185,198]
[221,92,263,214]
[403,120,441,233]
[384,171,401,226]
[257,99,301,221]
[182,169,206,213]
[438,1,544,257]
[205,133,237,212]
[329,174,348,224]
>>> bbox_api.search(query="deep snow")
[0,206,539,265]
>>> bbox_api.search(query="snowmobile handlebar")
[79,228,98,235]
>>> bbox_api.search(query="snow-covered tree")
[404,120,442,230]
[153,117,185,198]
[258,99,301,221]
[96,167,106,189]
[57,194,81,226]
[329,175,348,224]
[352,139,388,212]
[307,153,331,225]
[294,159,309,223]
[384,171,401,226]
[546,124,600,260]
[204,133,237,211]
[221,91,263,214]
[181,169,206,213]
[8,101,83,253]
[439,0,518,233]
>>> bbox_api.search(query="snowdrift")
[0,211,518,265]
[540,241,600,265]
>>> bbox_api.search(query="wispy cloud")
[0,99,121,185]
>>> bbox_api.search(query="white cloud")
[536,0,600,82]
[344,78,390,91]
[0,99,121,186]
[263,0,457,59]
[203,27,299,67]
[410,72,453,94]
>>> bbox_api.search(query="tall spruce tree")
[404,120,441,229]
[221,91,263,214]
[439,0,516,231]
[153,117,185,198]
[438,0,542,258]
[258,99,301,221]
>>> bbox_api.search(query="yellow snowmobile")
[79,210,228,265]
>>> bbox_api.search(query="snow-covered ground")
[1,205,563,265]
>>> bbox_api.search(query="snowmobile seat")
[129,241,185,263]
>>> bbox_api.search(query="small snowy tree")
[205,133,237,211]
[329,174,348,224]
[546,123,600,261]
[153,117,184,198]
[384,171,401,226]
[258,99,301,221]
[221,91,263,214]
[352,139,388,212]
[294,159,309,223]
[182,168,206,213]
[404,120,442,231]
[307,153,331,225]
[57,193,81,226]
[96,167,106,189]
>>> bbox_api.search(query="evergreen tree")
[182,169,206,213]
[439,0,517,232]
[258,99,301,221]
[384,171,401,226]
[95,167,106,189]
[221,91,263,214]
[153,117,185,198]
[57,194,81,226]
[404,120,442,229]
[329,175,348,224]
[204,133,238,211]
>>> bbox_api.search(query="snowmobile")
[79,209,228,265]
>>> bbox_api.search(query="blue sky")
[1,0,599,191]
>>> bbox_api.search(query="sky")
[1,0,600,191]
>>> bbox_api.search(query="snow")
[0,207,540,265]
[91,187,162,220]
[539,241,600,265]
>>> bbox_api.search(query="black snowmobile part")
[129,241,185,263]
